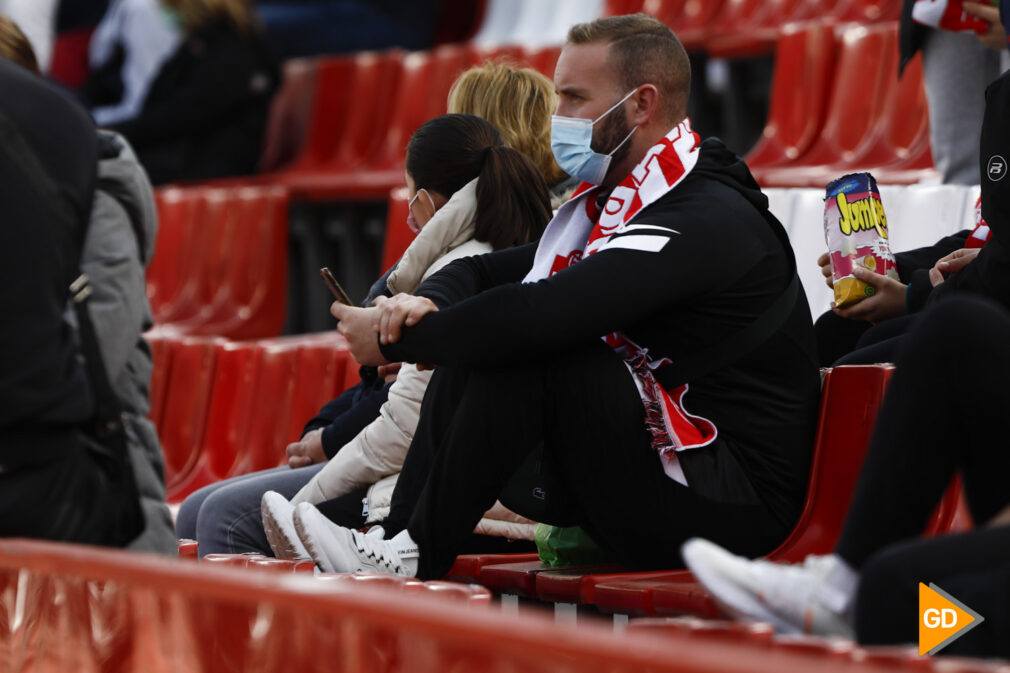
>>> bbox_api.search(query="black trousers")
[383,341,789,580]
[836,296,1010,567]
[856,526,1010,658]
[0,429,136,546]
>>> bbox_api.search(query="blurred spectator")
[0,15,176,552]
[0,0,57,71]
[83,0,181,126]
[254,0,437,59]
[900,0,1006,184]
[0,56,144,546]
[109,0,278,184]
[51,0,110,87]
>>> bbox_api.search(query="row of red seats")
[243,42,563,202]
[606,0,901,54]
[748,20,934,187]
[146,331,359,503]
[446,366,972,618]
[6,538,969,673]
[147,185,289,339]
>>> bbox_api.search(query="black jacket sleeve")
[381,203,772,367]
[412,242,538,308]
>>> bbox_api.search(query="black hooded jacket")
[380,137,820,529]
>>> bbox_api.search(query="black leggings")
[855,526,1010,657]
[836,295,1010,567]
[385,341,788,580]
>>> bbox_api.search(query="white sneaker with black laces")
[293,502,419,576]
[261,490,310,561]
[681,538,857,637]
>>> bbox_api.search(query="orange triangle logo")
[918,583,984,655]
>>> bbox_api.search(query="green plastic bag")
[534,524,619,567]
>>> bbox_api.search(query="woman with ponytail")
[181,114,551,557]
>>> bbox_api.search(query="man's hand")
[332,302,389,366]
[373,294,438,345]
[817,251,834,289]
[833,266,907,323]
[286,428,326,469]
[964,1,1007,51]
[928,247,981,287]
[377,361,402,382]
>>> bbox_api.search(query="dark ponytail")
[406,114,551,251]
[475,145,551,249]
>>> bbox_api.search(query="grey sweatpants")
[921,28,1004,185]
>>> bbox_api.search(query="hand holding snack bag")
[823,173,899,308]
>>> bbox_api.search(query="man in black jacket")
[291,14,821,580]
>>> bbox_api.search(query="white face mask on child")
[406,188,435,234]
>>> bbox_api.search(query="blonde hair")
[0,14,40,75]
[163,0,256,33]
[447,61,566,187]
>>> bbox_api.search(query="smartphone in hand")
[320,267,352,305]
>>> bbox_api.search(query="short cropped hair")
[448,61,566,187]
[567,13,690,123]
[0,14,40,75]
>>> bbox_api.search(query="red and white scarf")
[524,118,717,485]
[912,0,989,33]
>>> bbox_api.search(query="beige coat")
[291,179,537,540]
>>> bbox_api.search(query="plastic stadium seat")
[166,340,261,502]
[744,21,838,170]
[445,553,542,584]
[159,336,225,490]
[831,0,901,22]
[286,335,351,444]
[466,43,525,67]
[177,539,199,560]
[666,0,726,51]
[380,187,413,273]
[148,187,208,321]
[605,0,647,15]
[704,0,780,58]
[145,330,174,430]
[280,50,405,200]
[522,45,563,79]
[755,22,901,188]
[626,618,775,644]
[257,58,319,173]
[641,0,688,28]
[185,187,290,339]
[202,553,266,568]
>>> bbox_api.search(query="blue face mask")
[551,89,638,185]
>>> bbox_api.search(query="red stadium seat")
[166,340,261,502]
[159,336,225,490]
[186,187,290,339]
[380,187,414,273]
[446,552,542,584]
[605,0,648,16]
[522,45,562,79]
[145,330,175,430]
[534,365,895,613]
[466,43,525,67]
[258,58,319,173]
[705,0,780,58]
[754,22,902,187]
[286,335,351,444]
[744,21,838,169]
[832,0,901,22]
[666,0,727,51]
[147,186,208,321]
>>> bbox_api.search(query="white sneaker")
[293,502,419,576]
[682,538,856,637]
[261,491,310,561]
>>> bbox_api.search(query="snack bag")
[823,173,898,308]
